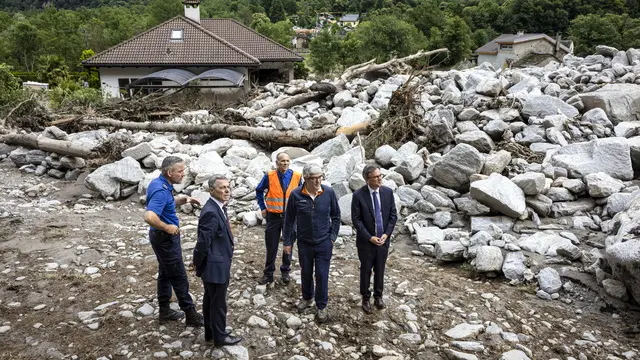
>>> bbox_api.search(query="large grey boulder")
[470,173,526,218]
[85,164,121,199]
[337,107,371,127]
[521,95,579,119]
[436,241,466,262]
[511,172,545,196]
[537,267,562,294]
[121,142,153,160]
[473,246,504,273]
[338,194,353,225]
[310,134,350,162]
[502,251,527,280]
[430,144,484,191]
[455,131,495,153]
[584,172,624,197]
[547,137,633,180]
[395,154,424,182]
[111,157,145,184]
[581,108,613,128]
[325,153,357,184]
[579,83,640,125]
[374,145,397,167]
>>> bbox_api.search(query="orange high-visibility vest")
[265,170,302,213]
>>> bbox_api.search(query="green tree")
[569,13,640,55]
[147,0,182,27]
[352,15,428,63]
[251,13,294,47]
[407,0,445,37]
[503,0,570,34]
[308,28,344,75]
[269,0,286,22]
[0,63,25,114]
[7,21,43,72]
[428,15,473,65]
[36,55,70,86]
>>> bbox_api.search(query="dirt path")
[0,161,639,360]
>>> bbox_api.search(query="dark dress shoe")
[281,272,291,284]
[257,275,273,285]
[362,299,372,314]
[374,297,386,310]
[214,335,242,347]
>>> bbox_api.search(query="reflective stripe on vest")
[265,170,301,214]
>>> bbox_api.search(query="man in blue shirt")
[283,164,340,324]
[144,156,204,327]
[255,152,302,285]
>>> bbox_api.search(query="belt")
[267,212,284,218]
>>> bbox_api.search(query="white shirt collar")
[368,185,380,194]
[212,197,227,213]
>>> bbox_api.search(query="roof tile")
[84,17,260,66]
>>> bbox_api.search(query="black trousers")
[149,229,194,309]
[357,245,389,300]
[202,281,229,342]
[263,212,294,278]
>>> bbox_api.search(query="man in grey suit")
[193,174,242,347]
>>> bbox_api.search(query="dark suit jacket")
[351,185,398,249]
[193,198,234,284]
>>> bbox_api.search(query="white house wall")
[98,66,249,99]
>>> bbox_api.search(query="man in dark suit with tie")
[193,174,242,347]
[351,164,398,314]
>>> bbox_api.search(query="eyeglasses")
[307,175,324,181]
[368,175,382,180]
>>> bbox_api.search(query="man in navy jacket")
[351,163,397,314]
[193,174,242,347]
[283,164,340,323]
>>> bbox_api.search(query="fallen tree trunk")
[0,133,93,158]
[244,85,337,120]
[82,117,344,146]
[340,48,449,83]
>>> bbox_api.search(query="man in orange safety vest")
[255,152,302,285]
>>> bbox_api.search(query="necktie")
[222,205,234,242]
[373,191,383,238]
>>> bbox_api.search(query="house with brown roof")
[83,0,303,99]
[474,32,573,70]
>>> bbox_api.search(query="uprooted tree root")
[87,133,136,167]
[363,77,430,158]
[496,141,544,163]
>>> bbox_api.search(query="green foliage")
[308,28,344,75]
[49,79,104,110]
[351,15,428,62]
[80,50,101,88]
[251,13,295,47]
[146,0,182,27]
[569,13,640,55]
[0,64,26,112]
[294,60,310,79]
[36,55,70,86]
[428,15,473,65]
[269,0,287,22]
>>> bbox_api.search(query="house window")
[170,29,184,41]
[500,44,513,50]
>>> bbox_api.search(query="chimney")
[516,30,524,36]
[183,0,201,24]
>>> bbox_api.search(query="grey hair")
[362,163,380,179]
[161,156,184,176]
[303,164,323,178]
[206,174,229,190]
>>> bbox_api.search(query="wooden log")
[244,89,336,120]
[80,117,343,146]
[0,133,93,158]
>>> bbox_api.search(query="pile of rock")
[2,45,640,305]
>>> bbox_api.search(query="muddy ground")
[0,160,639,360]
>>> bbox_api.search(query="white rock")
[137,303,155,316]
[445,323,484,339]
[537,267,562,294]
[470,173,526,218]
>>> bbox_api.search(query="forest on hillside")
[0,0,639,95]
